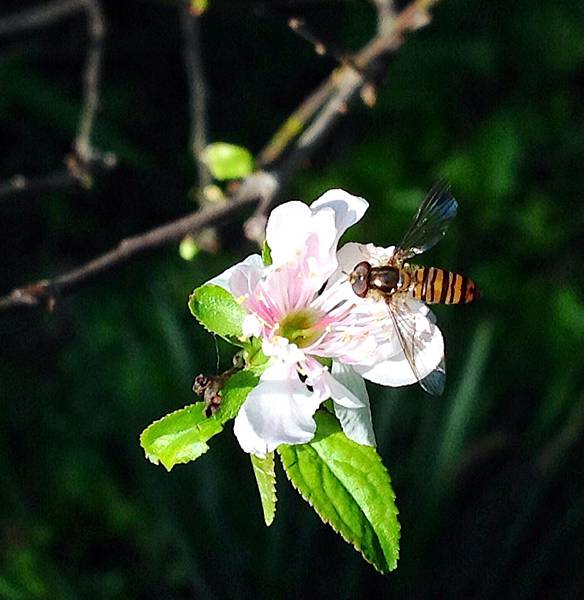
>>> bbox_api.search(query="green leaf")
[188,284,246,340]
[278,411,400,573]
[218,369,259,421]
[250,453,277,526]
[140,370,259,470]
[201,142,254,181]
[140,403,221,470]
[261,241,272,266]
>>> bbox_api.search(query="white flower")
[208,190,443,457]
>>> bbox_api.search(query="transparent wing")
[386,298,446,395]
[393,180,458,261]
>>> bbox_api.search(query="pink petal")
[207,253,264,295]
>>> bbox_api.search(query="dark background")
[1,0,583,598]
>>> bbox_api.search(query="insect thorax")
[369,266,400,295]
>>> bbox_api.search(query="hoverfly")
[349,181,479,395]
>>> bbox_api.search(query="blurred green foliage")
[0,0,583,598]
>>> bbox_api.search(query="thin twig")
[0,0,114,199]
[179,4,219,253]
[371,0,398,34]
[288,17,351,65]
[0,0,84,36]
[0,172,278,311]
[245,0,439,239]
[74,0,105,163]
[0,0,439,312]
[0,171,78,198]
[179,5,211,188]
[372,0,397,16]
[255,78,334,169]
[244,69,362,241]
[0,154,116,201]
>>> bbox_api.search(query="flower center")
[279,309,322,348]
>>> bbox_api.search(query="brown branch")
[255,78,334,169]
[257,0,436,172]
[179,4,221,253]
[0,0,84,35]
[0,172,278,311]
[245,0,440,240]
[0,0,114,200]
[287,17,353,65]
[371,0,398,34]
[0,0,440,312]
[179,5,211,189]
[0,170,78,198]
[244,70,362,241]
[0,153,117,201]
[74,0,105,163]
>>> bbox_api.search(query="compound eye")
[350,262,371,298]
[351,276,368,298]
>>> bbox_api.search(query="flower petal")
[310,189,368,247]
[266,190,367,274]
[330,361,376,447]
[207,254,263,294]
[233,360,321,457]
[242,314,263,337]
[318,368,365,409]
[265,201,322,267]
[354,306,444,386]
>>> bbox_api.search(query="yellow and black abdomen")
[411,267,479,304]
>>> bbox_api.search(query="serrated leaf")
[250,452,277,526]
[140,370,259,470]
[261,241,272,266]
[140,403,221,470]
[188,284,246,339]
[278,411,400,573]
[201,142,254,181]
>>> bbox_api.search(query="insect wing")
[387,298,445,395]
[394,180,458,261]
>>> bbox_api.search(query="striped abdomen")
[411,267,479,304]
